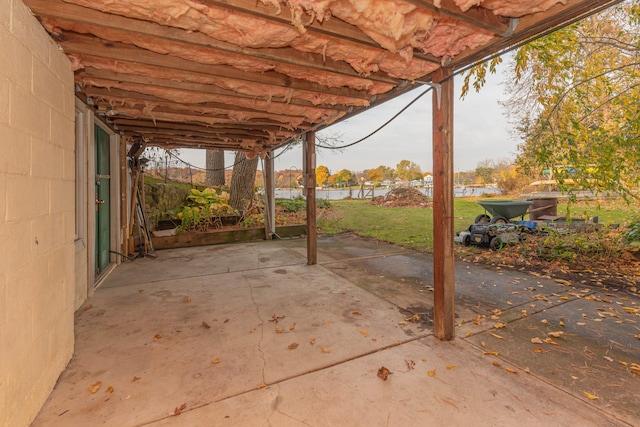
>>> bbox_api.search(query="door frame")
[86,113,121,291]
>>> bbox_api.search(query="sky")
[172,62,519,175]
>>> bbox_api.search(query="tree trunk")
[229,151,259,211]
[205,149,225,186]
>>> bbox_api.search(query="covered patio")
[32,235,636,426]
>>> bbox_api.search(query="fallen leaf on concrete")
[153,334,163,342]
[377,366,392,380]
[577,322,586,326]
[493,322,506,329]
[489,332,503,339]
[107,386,114,393]
[352,311,362,315]
[275,327,283,334]
[398,321,408,326]
[202,321,211,329]
[269,314,285,324]
[547,331,564,338]
[483,351,499,356]
[82,304,93,312]
[465,331,473,337]
[223,319,230,323]
[446,365,456,370]
[531,337,543,344]
[505,368,518,374]
[555,279,571,286]
[405,359,415,370]
[427,369,437,377]
[522,310,528,317]
[533,348,543,353]
[545,338,559,345]
[138,289,144,293]
[492,361,501,367]
[288,343,299,350]
[88,381,102,394]
[212,358,220,364]
[541,319,548,324]
[583,392,599,400]
[132,376,141,382]
[174,403,187,415]
[309,338,316,345]
[289,323,296,331]
[524,367,531,374]
[635,334,640,339]
[406,314,421,323]
[559,320,565,327]
[359,330,369,335]
[320,346,330,353]
[323,320,332,325]
[604,356,614,362]
[184,296,192,303]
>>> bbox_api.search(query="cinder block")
[74,247,88,310]
[6,176,49,221]
[0,0,9,30]
[11,0,50,66]
[0,25,31,87]
[50,179,74,215]
[30,212,65,255]
[0,123,31,175]
[0,222,31,274]
[0,77,9,126]
[33,282,65,339]
[49,42,73,89]
[5,338,50,427]
[31,137,63,180]
[3,269,35,366]
[0,173,6,222]
[32,58,65,111]
[62,147,75,181]
[10,85,50,142]
[51,108,75,150]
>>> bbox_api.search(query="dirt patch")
[371,187,432,208]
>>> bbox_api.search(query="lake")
[274,186,500,200]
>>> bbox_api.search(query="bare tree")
[205,149,225,186]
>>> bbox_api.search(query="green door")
[95,125,110,276]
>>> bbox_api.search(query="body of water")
[274,186,500,200]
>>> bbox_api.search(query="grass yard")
[319,197,639,253]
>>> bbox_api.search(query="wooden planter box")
[151,224,307,250]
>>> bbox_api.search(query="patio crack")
[248,281,268,386]
[266,384,312,427]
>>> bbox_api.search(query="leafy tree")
[316,165,330,187]
[367,167,383,183]
[396,159,423,181]
[334,169,353,186]
[464,1,640,200]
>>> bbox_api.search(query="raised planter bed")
[151,224,307,250]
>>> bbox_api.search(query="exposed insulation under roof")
[24,0,618,153]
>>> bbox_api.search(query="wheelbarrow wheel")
[463,234,471,246]
[490,236,503,251]
[474,214,491,223]
[490,216,508,224]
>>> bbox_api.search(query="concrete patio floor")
[32,234,638,426]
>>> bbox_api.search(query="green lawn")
[319,197,638,253]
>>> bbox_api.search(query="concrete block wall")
[0,1,76,426]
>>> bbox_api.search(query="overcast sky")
[175,62,518,175]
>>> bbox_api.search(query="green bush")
[174,188,239,232]
[275,197,331,212]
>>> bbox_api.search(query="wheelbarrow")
[475,200,533,224]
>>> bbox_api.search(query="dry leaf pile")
[371,187,432,208]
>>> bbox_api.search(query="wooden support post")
[264,152,276,240]
[305,132,317,265]
[432,68,455,341]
